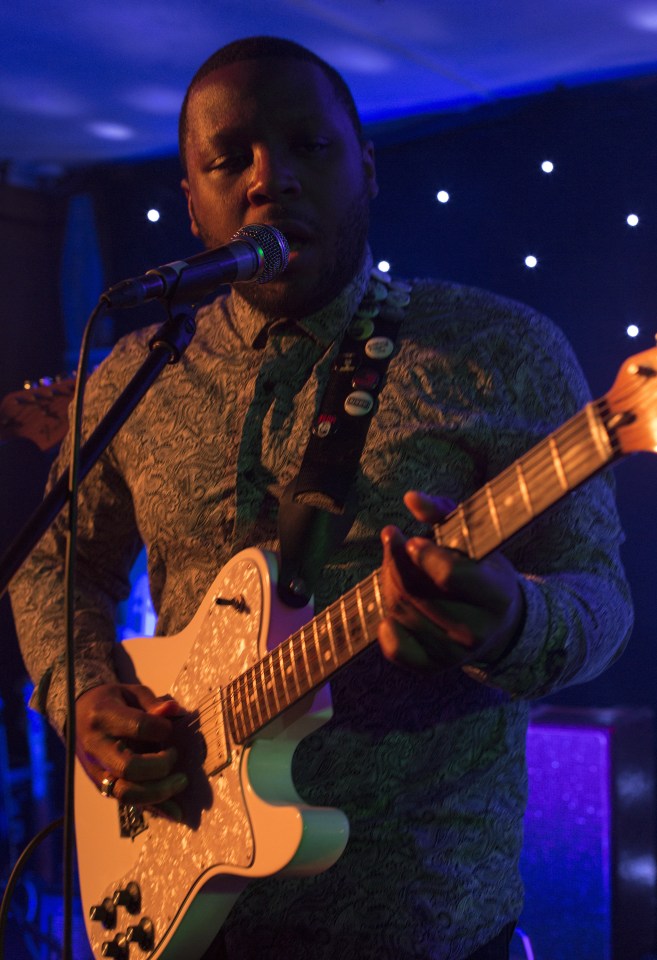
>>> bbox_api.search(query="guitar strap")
[277,269,411,606]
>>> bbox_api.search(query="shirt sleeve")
[9,350,144,738]
[461,308,634,698]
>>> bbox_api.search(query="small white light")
[627,213,639,227]
[525,255,538,269]
[627,324,640,338]
[436,190,450,203]
[541,160,554,173]
[147,209,161,223]
[377,260,390,273]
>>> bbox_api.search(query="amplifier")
[520,706,656,960]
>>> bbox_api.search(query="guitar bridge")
[119,803,148,840]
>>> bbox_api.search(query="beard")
[192,188,371,321]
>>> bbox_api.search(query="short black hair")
[178,35,363,175]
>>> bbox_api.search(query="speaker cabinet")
[520,706,656,959]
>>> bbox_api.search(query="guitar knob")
[100,933,129,958]
[112,880,141,913]
[127,916,155,951]
[90,897,117,929]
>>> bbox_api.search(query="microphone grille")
[234,223,290,283]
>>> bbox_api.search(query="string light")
[541,160,554,173]
[377,260,391,273]
[525,255,538,269]
[626,213,639,227]
[627,324,640,338]
[147,208,160,222]
[436,190,450,203]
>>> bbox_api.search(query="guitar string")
[180,379,654,746]
[186,420,623,746]
[186,396,640,745]
[184,576,377,734]
[189,575,381,745]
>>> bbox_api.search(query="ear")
[181,179,201,238]
[362,140,379,200]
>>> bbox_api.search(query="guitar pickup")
[201,690,231,777]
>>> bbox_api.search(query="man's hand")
[75,683,189,819]
[378,491,525,670]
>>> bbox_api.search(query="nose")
[246,145,302,206]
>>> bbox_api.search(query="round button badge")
[344,391,374,416]
[365,337,395,360]
[348,317,376,340]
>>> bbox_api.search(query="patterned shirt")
[10,251,632,959]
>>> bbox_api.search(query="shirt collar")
[226,246,374,349]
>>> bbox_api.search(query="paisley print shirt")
[10,252,632,958]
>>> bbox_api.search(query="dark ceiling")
[2,0,657,183]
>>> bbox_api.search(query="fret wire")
[312,617,327,679]
[298,624,313,694]
[231,679,244,743]
[276,642,292,709]
[371,570,385,619]
[514,460,534,517]
[457,503,474,558]
[548,436,569,491]
[260,657,277,717]
[249,664,264,728]
[355,584,368,646]
[289,636,303,696]
[265,652,282,713]
[340,596,355,657]
[238,673,255,741]
[364,575,382,630]
[229,679,244,743]
[324,606,338,667]
[484,482,502,541]
[270,646,287,708]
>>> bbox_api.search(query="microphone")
[101,223,289,309]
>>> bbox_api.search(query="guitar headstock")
[605,345,657,455]
[0,376,75,451]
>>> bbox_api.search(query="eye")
[301,138,330,155]
[211,152,251,173]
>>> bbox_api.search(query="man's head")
[179,36,378,319]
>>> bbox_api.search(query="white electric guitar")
[76,346,657,959]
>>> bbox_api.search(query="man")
[10,36,632,960]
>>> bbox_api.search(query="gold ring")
[100,776,117,799]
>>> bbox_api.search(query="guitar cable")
[0,815,64,958]
[0,298,106,960]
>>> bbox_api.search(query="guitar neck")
[225,396,619,745]
[434,397,618,559]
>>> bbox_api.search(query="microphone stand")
[0,295,199,960]
[0,303,198,597]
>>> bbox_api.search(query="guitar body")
[76,548,349,960]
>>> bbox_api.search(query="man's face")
[181,57,378,318]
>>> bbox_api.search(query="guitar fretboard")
[225,570,385,744]
[223,397,616,745]
[434,398,615,558]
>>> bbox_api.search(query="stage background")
[1,69,656,958]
